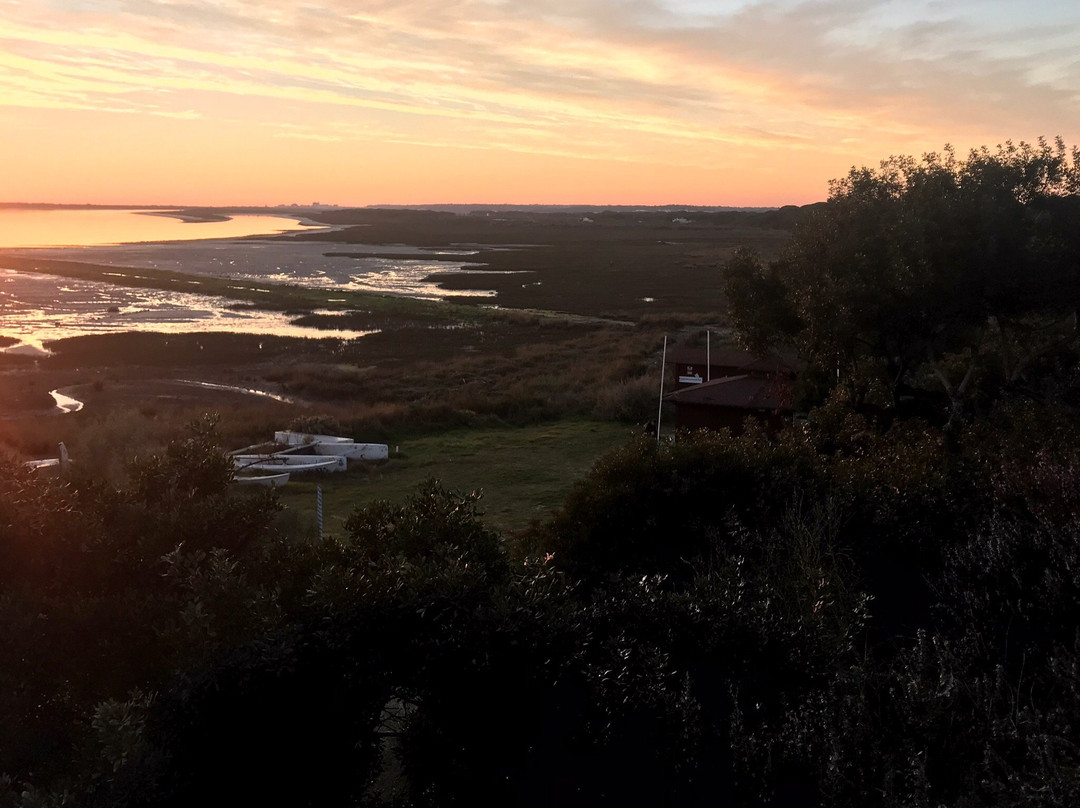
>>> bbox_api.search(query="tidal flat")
[0,205,801,518]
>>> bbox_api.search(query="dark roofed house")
[671,345,797,389]
[666,374,793,435]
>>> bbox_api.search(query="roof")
[665,374,792,412]
[671,346,755,366]
[670,345,798,377]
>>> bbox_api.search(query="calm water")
[0,208,315,248]
[0,208,499,352]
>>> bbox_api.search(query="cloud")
[1,0,1078,202]
[6,1,1077,139]
[650,0,1080,136]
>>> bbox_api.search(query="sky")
[0,0,1078,206]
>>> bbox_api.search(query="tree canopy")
[724,139,1080,421]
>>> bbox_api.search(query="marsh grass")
[0,375,54,414]
[0,315,670,466]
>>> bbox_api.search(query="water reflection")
[49,389,84,414]
[10,240,499,300]
[0,269,374,353]
[176,380,297,404]
[0,210,510,350]
[0,209,320,248]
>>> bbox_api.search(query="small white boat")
[273,431,389,461]
[275,431,352,446]
[24,458,61,471]
[233,472,290,487]
[24,442,70,472]
[234,453,346,469]
[240,460,338,474]
[234,456,343,473]
[312,442,388,460]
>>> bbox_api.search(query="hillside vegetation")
[3,142,1080,806]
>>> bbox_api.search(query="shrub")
[592,374,657,422]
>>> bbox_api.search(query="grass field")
[273,418,635,536]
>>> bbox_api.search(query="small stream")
[46,379,296,416]
[173,380,297,404]
[49,389,84,414]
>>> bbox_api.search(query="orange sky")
[1,0,1077,207]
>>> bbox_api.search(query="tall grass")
[252,323,665,435]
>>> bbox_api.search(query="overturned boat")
[227,431,389,483]
[233,471,291,487]
[232,454,346,473]
[274,431,389,461]
[24,442,71,472]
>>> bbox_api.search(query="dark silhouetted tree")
[724,139,1080,423]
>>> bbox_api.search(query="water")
[10,239,494,298]
[0,268,374,353]
[49,389,84,414]
[0,208,504,352]
[0,208,316,248]
[176,380,297,404]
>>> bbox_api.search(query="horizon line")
[0,201,814,210]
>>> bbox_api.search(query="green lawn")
[273,418,635,536]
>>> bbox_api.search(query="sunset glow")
[1,0,1077,206]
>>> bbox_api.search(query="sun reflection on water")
[0,210,511,351]
[0,269,374,353]
[0,209,319,248]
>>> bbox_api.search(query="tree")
[724,139,1080,423]
[0,417,282,792]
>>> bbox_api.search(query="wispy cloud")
[1,0,1077,203]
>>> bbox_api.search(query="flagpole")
[706,330,711,382]
[656,335,667,443]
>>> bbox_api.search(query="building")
[665,343,798,433]
[666,374,793,434]
[670,346,796,389]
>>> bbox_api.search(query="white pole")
[656,335,667,443]
[706,330,711,382]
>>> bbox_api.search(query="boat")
[274,431,389,461]
[310,442,388,460]
[24,458,61,471]
[233,471,291,487]
[233,453,346,469]
[228,432,389,472]
[23,442,71,472]
[275,431,352,446]
[233,456,343,473]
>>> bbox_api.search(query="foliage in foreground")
[3,401,1080,806]
[5,140,1080,806]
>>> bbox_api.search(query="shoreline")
[0,208,325,250]
[135,210,234,224]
